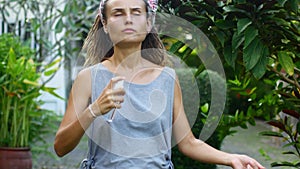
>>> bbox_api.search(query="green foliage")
[173,68,225,169]
[160,0,300,167]
[0,33,60,148]
[260,85,300,168]
[0,0,99,89]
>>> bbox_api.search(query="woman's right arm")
[54,68,94,157]
[54,68,126,157]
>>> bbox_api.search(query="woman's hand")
[93,76,126,116]
[229,154,265,169]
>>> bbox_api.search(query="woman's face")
[104,0,151,46]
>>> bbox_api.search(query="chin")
[113,34,146,44]
[115,37,146,46]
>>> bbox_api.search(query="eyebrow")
[111,7,143,12]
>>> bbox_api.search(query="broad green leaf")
[215,19,235,29]
[251,47,269,79]
[277,0,288,7]
[232,31,244,52]
[224,44,237,69]
[243,37,264,71]
[244,26,258,48]
[214,30,225,47]
[278,51,295,76]
[289,0,299,14]
[223,5,246,13]
[237,18,252,35]
[273,17,291,27]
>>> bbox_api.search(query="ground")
[35,120,297,169]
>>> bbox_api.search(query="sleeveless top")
[85,63,175,169]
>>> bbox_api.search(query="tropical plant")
[160,0,299,168]
[0,33,60,148]
[0,0,99,92]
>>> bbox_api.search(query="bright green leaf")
[237,18,252,35]
[169,41,185,54]
[201,103,209,113]
[23,79,40,87]
[8,48,16,69]
[278,51,295,76]
[44,68,58,77]
[44,57,62,69]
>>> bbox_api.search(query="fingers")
[231,155,265,169]
[111,76,125,89]
[109,94,124,108]
[110,76,125,109]
[248,160,265,169]
[242,155,265,169]
[110,87,126,96]
[95,76,126,115]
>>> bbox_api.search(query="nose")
[125,13,133,24]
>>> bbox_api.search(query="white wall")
[0,0,68,115]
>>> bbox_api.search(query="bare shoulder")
[75,67,91,83]
[72,67,92,96]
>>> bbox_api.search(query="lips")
[122,28,136,33]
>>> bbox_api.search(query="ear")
[101,19,108,34]
[146,16,153,33]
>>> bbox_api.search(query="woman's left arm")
[172,76,265,169]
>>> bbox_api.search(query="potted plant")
[0,33,61,169]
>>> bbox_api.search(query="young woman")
[54,0,265,168]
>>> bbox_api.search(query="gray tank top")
[86,63,175,169]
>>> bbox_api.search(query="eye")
[132,10,141,15]
[113,12,123,16]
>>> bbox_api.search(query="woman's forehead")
[106,0,146,10]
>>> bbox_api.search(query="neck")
[110,43,143,69]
